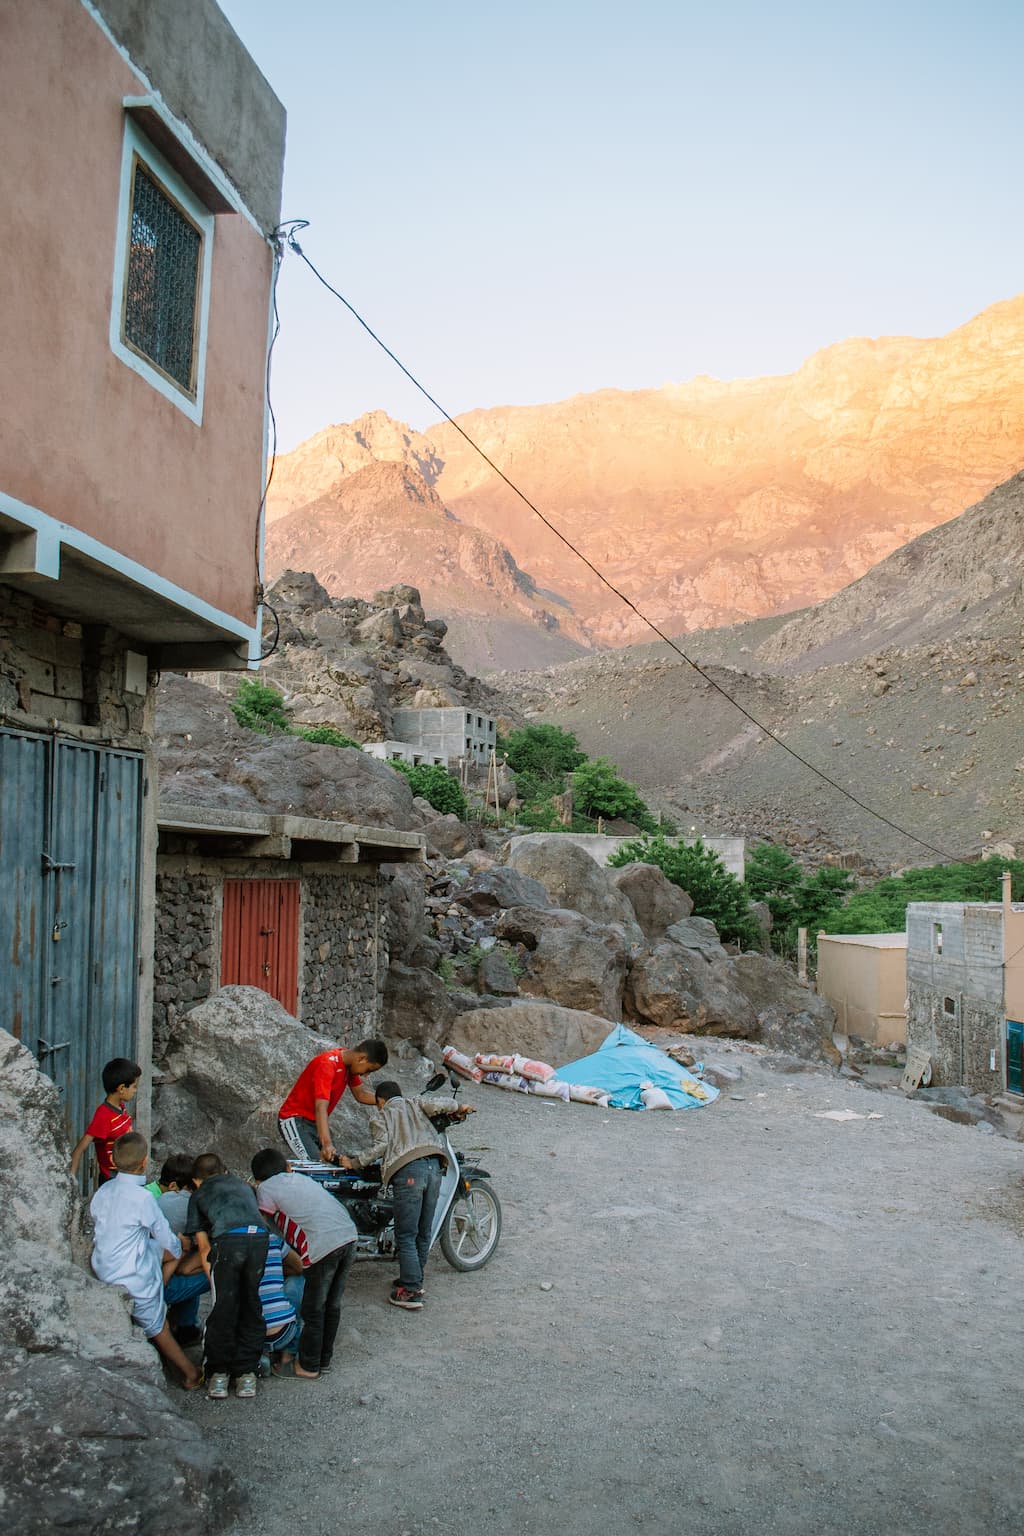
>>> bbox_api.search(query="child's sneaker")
[389,1285,423,1310]
[234,1372,257,1398]
[206,1372,230,1400]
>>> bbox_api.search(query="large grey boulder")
[624,938,758,1037]
[383,861,428,962]
[502,834,642,940]
[153,986,411,1167]
[452,866,551,915]
[382,962,457,1051]
[608,861,694,940]
[731,953,838,1062]
[0,1030,241,1530]
[495,905,628,1020]
[447,1001,613,1067]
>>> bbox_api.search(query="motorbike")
[292,1069,501,1272]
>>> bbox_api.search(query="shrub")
[610,834,757,946]
[295,725,361,748]
[231,677,290,734]
[500,724,586,781]
[572,758,657,832]
[822,858,1024,935]
[392,761,468,818]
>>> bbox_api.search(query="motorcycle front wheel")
[439,1177,502,1271]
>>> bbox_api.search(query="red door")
[221,879,300,1016]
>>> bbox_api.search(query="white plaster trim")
[0,488,257,647]
[77,0,268,238]
[110,118,215,425]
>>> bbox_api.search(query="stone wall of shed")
[300,871,385,1040]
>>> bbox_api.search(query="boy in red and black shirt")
[278,1039,388,1163]
[70,1057,141,1183]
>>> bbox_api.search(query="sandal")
[183,1369,205,1392]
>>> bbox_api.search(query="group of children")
[74,1041,474,1400]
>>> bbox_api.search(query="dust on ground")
[182,1047,1024,1536]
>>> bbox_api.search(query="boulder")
[383,862,428,962]
[0,1030,241,1530]
[731,953,838,1063]
[624,940,758,1037]
[663,917,730,961]
[608,861,693,940]
[502,834,642,939]
[356,608,403,647]
[495,905,628,1020]
[462,848,497,875]
[423,814,482,859]
[381,963,458,1051]
[452,867,551,915]
[447,1001,614,1067]
[153,986,399,1167]
[475,948,521,996]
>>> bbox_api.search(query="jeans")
[299,1241,355,1373]
[164,1270,209,1330]
[390,1156,443,1292]
[204,1231,269,1377]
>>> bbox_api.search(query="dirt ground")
[182,1045,1024,1536]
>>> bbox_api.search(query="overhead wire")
[276,225,957,863]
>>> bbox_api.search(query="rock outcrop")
[495,905,629,1020]
[501,834,643,940]
[447,1001,615,1066]
[608,861,695,940]
[0,1030,240,1534]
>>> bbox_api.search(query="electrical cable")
[280,227,957,863]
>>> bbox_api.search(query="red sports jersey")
[85,1101,133,1179]
[278,1050,361,1122]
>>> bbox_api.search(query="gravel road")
[181,1045,1024,1536]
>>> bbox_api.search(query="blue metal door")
[0,728,143,1153]
[1007,1021,1024,1096]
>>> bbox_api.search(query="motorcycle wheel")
[439,1177,502,1271]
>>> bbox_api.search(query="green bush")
[392,761,468,818]
[572,758,657,832]
[500,724,586,781]
[822,858,1024,935]
[610,834,757,946]
[231,677,290,734]
[295,725,361,748]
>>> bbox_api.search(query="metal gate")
[0,727,144,1151]
[220,878,300,1015]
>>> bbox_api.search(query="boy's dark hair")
[251,1147,288,1182]
[355,1038,389,1068]
[374,1080,403,1103]
[113,1131,147,1170]
[192,1152,226,1181]
[102,1057,142,1094]
[159,1153,195,1188]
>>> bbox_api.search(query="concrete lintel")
[0,528,61,580]
[152,641,251,671]
[248,833,291,858]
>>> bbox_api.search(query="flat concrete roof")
[820,932,907,947]
[158,801,425,863]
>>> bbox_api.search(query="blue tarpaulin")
[555,1025,719,1111]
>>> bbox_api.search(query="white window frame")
[110,117,215,425]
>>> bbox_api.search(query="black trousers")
[299,1241,355,1373]
[205,1231,269,1377]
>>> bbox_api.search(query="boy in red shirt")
[278,1040,388,1163]
[70,1057,141,1183]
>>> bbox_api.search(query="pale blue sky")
[220,0,1024,450]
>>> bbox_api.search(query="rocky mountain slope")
[492,472,1024,869]
[269,296,1024,666]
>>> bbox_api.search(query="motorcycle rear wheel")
[439,1177,501,1271]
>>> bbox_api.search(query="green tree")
[744,843,803,932]
[609,834,757,945]
[500,724,586,781]
[796,866,855,931]
[231,677,290,734]
[572,758,657,832]
[822,858,1024,935]
[295,725,361,748]
[392,761,468,818]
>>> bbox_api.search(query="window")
[111,120,214,423]
[943,996,957,1017]
[933,922,943,954]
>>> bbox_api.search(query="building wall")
[153,858,386,1061]
[817,936,907,1044]
[392,706,497,765]
[906,902,1004,1092]
[1,0,280,628]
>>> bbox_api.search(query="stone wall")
[153,857,385,1062]
[906,901,1005,1092]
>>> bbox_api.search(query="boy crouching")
[185,1153,269,1401]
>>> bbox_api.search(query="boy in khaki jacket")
[341,1083,473,1309]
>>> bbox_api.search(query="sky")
[219,0,1024,452]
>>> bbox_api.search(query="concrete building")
[0,0,286,1156]
[905,876,1024,1096]
[362,740,447,768]
[816,933,907,1045]
[391,706,498,768]
[154,804,423,1056]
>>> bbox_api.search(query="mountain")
[265,455,591,673]
[490,472,1024,869]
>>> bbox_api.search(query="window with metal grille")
[122,159,202,394]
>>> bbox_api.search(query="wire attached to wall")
[274,223,956,863]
